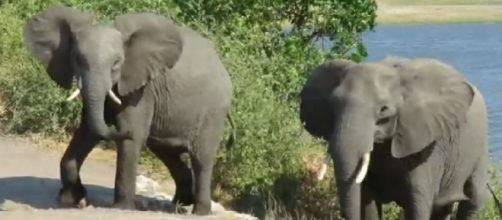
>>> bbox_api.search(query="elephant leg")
[361,184,382,220]
[404,171,434,220]
[403,197,433,220]
[189,110,227,215]
[456,160,488,220]
[431,204,453,220]
[112,102,153,209]
[59,116,100,207]
[147,140,194,206]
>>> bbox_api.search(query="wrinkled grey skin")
[300,57,489,220]
[23,5,232,215]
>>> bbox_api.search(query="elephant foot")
[58,186,88,208]
[172,190,195,206]
[172,204,188,214]
[192,202,211,215]
[135,197,188,214]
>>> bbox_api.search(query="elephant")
[23,5,233,215]
[300,56,490,220]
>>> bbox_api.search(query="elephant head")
[300,57,474,219]
[24,5,183,140]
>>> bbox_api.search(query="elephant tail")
[487,183,502,217]
[225,113,236,151]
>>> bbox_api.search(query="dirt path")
[0,135,255,220]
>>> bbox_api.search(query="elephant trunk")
[331,111,374,220]
[81,73,128,140]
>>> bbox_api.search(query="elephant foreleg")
[361,184,382,220]
[113,137,144,209]
[404,200,433,220]
[112,100,153,209]
[402,183,434,220]
[456,158,489,220]
[59,117,100,207]
[431,204,453,220]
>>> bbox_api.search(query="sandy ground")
[0,135,256,220]
[377,2,502,24]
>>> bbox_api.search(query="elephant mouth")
[374,136,389,144]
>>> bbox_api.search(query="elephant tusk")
[107,90,122,105]
[66,89,81,101]
[355,152,371,184]
[316,154,331,181]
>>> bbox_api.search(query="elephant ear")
[300,59,354,140]
[114,13,183,96]
[391,59,474,158]
[23,5,93,89]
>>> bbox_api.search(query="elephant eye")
[111,58,121,71]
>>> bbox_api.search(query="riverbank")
[376,1,502,24]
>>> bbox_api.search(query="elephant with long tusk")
[301,56,490,219]
[24,5,234,215]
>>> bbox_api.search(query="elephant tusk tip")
[66,89,81,101]
[355,176,364,184]
[315,154,331,181]
[107,90,122,105]
[355,152,371,184]
[316,163,328,181]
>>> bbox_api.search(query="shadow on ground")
[0,176,180,213]
[0,176,115,209]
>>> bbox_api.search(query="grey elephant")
[300,56,489,219]
[23,5,232,215]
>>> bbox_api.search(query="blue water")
[361,23,502,162]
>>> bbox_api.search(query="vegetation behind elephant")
[23,5,233,215]
[300,56,490,219]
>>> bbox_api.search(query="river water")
[361,23,502,162]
